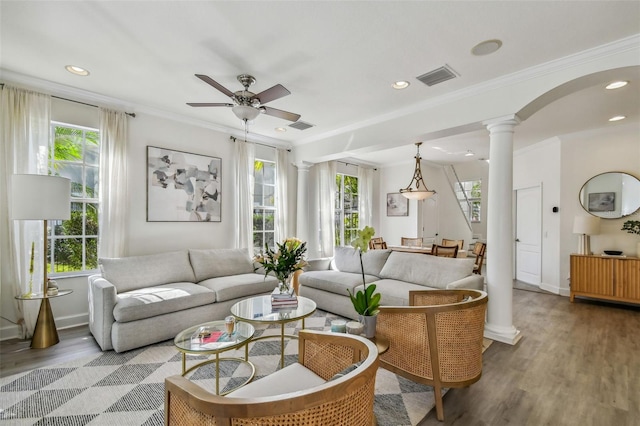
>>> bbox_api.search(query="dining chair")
[472,242,487,274]
[401,237,423,247]
[431,244,459,258]
[441,238,464,250]
[369,237,387,250]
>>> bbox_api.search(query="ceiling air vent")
[289,120,315,131]
[416,65,459,86]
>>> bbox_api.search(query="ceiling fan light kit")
[188,74,301,123]
[400,142,436,200]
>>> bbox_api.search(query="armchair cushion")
[227,363,326,398]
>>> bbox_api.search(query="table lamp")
[573,215,600,255]
[11,174,70,347]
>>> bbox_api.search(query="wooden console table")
[569,254,640,305]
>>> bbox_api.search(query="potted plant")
[621,220,640,257]
[255,238,308,294]
[347,226,381,338]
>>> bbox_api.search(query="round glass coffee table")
[174,320,256,395]
[230,295,317,368]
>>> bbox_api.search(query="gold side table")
[15,290,73,349]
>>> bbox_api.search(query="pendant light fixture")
[399,142,436,200]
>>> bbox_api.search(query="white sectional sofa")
[88,248,277,352]
[298,247,484,320]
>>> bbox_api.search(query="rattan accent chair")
[376,289,488,421]
[165,330,379,426]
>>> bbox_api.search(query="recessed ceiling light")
[65,65,90,76]
[609,115,626,122]
[471,39,502,56]
[605,81,628,90]
[275,127,287,132]
[392,81,410,90]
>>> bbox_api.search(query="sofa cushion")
[189,249,255,282]
[364,279,431,306]
[378,252,474,289]
[198,273,278,302]
[227,362,326,398]
[333,246,391,276]
[100,250,196,293]
[113,282,216,323]
[299,270,378,296]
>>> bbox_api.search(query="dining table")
[388,245,468,258]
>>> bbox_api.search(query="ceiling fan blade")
[262,106,301,122]
[253,84,290,104]
[187,103,234,107]
[195,74,235,98]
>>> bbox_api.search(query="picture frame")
[587,192,615,212]
[386,193,409,216]
[147,146,222,222]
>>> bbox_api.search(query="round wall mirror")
[579,172,640,219]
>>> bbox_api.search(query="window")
[455,180,481,223]
[48,122,100,274]
[253,159,276,253]
[335,174,359,246]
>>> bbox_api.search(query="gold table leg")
[31,298,59,349]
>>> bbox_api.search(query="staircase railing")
[444,165,473,233]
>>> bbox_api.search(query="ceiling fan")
[187,74,301,123]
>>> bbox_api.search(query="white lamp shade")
[11,174,71,220]
[401,189,436,200]
[573,215,600,235]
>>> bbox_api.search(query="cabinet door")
[570,255,613,296]
[615,259,640,301]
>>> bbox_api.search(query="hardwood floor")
[419,289,640,426]
[1,289,639,425]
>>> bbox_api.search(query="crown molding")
[0,69,291,149]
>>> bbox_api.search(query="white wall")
[559,122,640,292]
[513,137,562,293]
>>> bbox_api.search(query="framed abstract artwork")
[147,146,222,222]
[386,193,409,216]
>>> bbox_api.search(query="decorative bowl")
[346,321,364,335]
[603,250,623,256]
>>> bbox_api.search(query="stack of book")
[271,287,298,310]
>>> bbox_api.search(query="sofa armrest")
[304,257,333,271]
[88,274,118,351]
[445,275,484,290]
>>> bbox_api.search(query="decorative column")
[295,162,312,244]
[483,115,522,345]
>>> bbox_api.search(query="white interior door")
[515,185,541,285]
[419,195,439,244]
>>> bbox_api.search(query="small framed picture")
[588,192,615,212]
[387,193,408,216]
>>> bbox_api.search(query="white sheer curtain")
[0,86,51,337]
[98,108,129,258]
[234,139,255,250]
[358,166,373,228]
[275,148,289,241]
[317,161,336,257]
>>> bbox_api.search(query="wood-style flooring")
[1,287,639,425]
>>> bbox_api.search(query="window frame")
[48,121,100,276]
[253,158,277,254]
[334,173,359,247]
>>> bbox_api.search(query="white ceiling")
[1,1,639,166]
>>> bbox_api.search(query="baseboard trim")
[0,313,88,342]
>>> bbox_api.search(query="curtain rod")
[52,95,136,117]
[229,136,291,152]
[0,84,135,117]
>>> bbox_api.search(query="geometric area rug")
[0,309,492,426]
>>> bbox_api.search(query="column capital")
[294,161,313,171]
[483,114,521,131]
